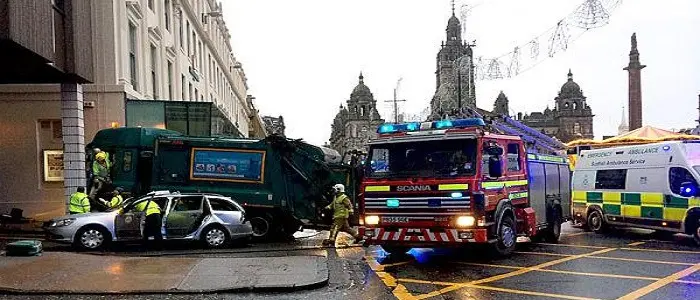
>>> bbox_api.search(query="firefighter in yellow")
[135,198,162,249]
[89,150,111,200]
[108,187,124,208]
[322,184,362,246]
[69,187,90,214]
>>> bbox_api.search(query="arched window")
[573,102,578,110]
[360,106,366,117]
[564,102,570,109]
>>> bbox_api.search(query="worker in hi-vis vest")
[322,184,363,246]
[69,187,90,214]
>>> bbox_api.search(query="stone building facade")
[329,74,384,156]
[515,70,595,142]
[262,115,286,136]
[429,8,476,119]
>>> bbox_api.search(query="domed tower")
[430,4,476,119]
[347,73,381,120]
[493,91,510,116]
[328,73,384,157]
[554,69,594,141]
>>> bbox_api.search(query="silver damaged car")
[44,191,253,250]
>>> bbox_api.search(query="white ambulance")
[571,141,700,245]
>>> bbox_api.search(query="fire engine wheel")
[382,246,410,256]
[492,215,517,256]
[542,209,562,243]
[587,209,608,234]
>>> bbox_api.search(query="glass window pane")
[165,102,188,135]
[126,101,165,128]
[188,104,211,136]
[595,169,627,190]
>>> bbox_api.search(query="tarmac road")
[1,225,698,299]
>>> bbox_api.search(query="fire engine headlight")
[456,216,475,227]
[365,215,380,225]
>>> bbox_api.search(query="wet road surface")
[364,223,699,300]
[1,224,698,299]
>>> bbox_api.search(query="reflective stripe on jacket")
[325,193,353,219]
[135,199,161,216]
[69,192,90,214]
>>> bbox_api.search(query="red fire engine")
[358,118,571,256]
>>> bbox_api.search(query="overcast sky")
[222,0,700,145]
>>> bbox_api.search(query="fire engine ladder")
[464,107,567,155]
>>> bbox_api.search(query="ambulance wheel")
[542,208,562,243]
[491,215,517,257]
[690,214,700,247]
[587,209,608,234]
[382,246,410,256]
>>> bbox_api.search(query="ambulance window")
[507,144,521,172]
[595,169,627,190]
[669,167,698,195]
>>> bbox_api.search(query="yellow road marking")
[454,262,522,269]
[588,255,695,266]
[513,251,572,257]
[537,268,660,281]
[618,263,700,300]
[392,283,419,300]
[382,261,413,268]
[470,248,616,285]
[459,284,601,300]
[534,242,608,249]
[627,241,646,246]
[415,248,614,299]
[398,278,458,286]
[619,247,700,255]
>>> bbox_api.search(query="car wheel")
[542,208,562,243]
[587,208,608,234]
[74,226,110,251]
[382,246,410,256]
[491,215,517,257]
[201,225,229,249]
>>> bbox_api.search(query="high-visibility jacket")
[135,199,161,216]
[110,195,124,208]
[325,193,353,219]
[69,192,90,214]
[92,161,110,179]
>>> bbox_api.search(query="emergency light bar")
[377,118,486,134]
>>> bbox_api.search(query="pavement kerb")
[76,244,363,257]
[0,279,330,295]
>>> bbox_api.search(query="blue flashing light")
[406,122,420,131]
[450,192,463,198]
[434,120,453,129]
[386,199,400,207]
[378,124,397,134]
[452,118,486,128]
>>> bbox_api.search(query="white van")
[571,141,700,245]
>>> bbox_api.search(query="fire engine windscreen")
[366,139,477,178]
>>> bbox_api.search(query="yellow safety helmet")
[96,152,107,161]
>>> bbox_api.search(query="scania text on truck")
[358,118,571,256]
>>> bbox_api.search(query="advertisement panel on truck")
[189,148,266,183]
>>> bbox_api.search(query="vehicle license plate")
[381,216,409,223]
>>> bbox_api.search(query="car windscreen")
[366,138,478,179]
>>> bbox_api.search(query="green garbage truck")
[86,127,361,240]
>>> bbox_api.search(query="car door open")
[165,195,204,238]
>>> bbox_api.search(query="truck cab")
[359,118,571,256]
